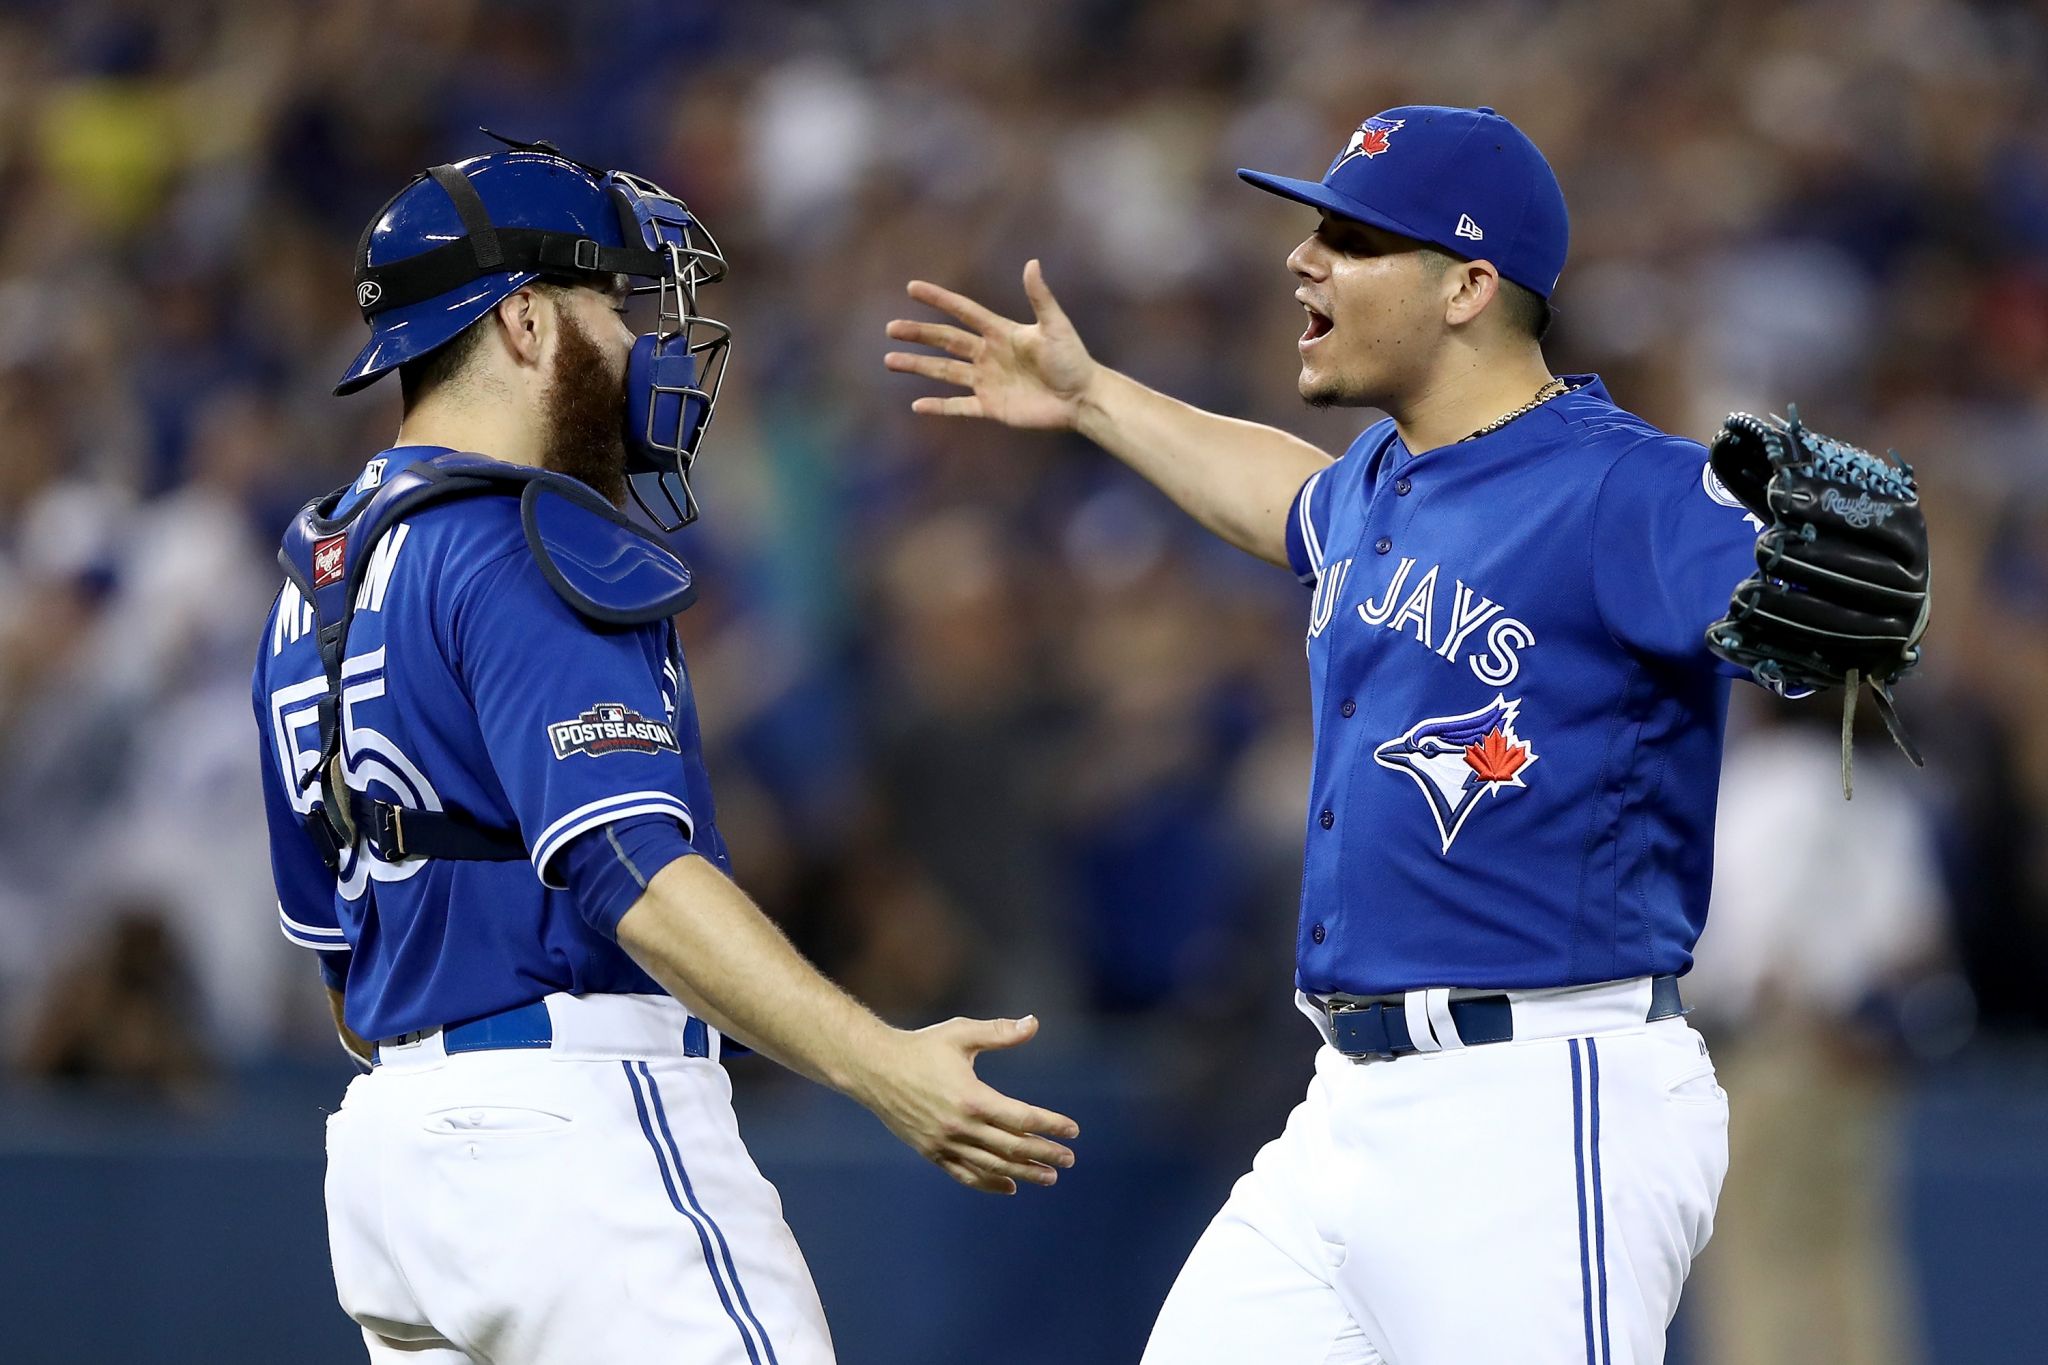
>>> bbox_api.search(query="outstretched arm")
[616,853,1078,1196]
[886,260,1332,568]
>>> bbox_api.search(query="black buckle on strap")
[350,795,528,863]
[363,800,409,860]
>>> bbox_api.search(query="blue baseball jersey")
[1284,376,1763,996]
[252,446,728,1041]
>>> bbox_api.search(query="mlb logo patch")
[312,535,347,588]
[1374,694,1537,854]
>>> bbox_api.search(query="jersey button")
[1395,477,1412,496]
[1340,699,1356,717]
[1319,809,1335,829]
[1374,536,1392,554]
[1311,923,1327,945]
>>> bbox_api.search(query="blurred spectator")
[1688,703,1956,1365]
[19,903,211,1096]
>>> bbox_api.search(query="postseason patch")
[548,703,679,760]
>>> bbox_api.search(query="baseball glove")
[1704,406,1930,797]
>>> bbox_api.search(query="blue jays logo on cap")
[1374,695,1538,854]
[1330,116,1406,173]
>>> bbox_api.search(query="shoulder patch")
[548,703,681,759]
[1701,460,1765,532]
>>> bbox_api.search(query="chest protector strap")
[278,451,696,872]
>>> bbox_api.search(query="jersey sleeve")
[1590,436,1761,675]
[1284,464,1337,587]
[449,547,696,896]
[251,622,352,982]
[560,811,699,938]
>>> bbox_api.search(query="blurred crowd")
[0,0,2040,1114]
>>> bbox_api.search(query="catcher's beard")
[540,310,630,508]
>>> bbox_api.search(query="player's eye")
[1317,224,1368,256]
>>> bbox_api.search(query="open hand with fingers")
[853,1013,1080,1196]
[885,260,1097,430]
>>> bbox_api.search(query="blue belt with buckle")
[372,999,712,1065]
[1323,975,1685,1060]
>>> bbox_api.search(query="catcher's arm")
[1704,406,1931,797]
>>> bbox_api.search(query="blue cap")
[1238,105,1569,299]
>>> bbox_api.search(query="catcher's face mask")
[609,169,730,532]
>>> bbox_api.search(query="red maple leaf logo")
[1464,727,1529,783]
[1357,126,1392,157]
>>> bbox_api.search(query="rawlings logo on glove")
[1703,406,1931,797]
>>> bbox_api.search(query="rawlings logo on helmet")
[356,280,383,310]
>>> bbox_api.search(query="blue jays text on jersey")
[253,445,727,1042]
[1283,376,1762,997]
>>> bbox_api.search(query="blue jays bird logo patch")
[1330,116,1406,173]
[1374,695,1537,854]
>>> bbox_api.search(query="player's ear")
[1443,261,1501,329]
[491,285,551,372]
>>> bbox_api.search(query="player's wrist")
[816,1016,910,1106]
[1071,363,1124,442]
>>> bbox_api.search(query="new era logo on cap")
[1455,214,1484,241]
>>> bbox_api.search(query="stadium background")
[0,0,2044,1361]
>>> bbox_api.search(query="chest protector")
[278,451,696,872]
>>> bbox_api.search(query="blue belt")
[372,999,712,1064]
[1322,975,1685,1061]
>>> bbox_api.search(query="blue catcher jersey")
[1284,376,1763,996]
[253,446,727,1041]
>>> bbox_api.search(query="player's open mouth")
[1300,304,1333,349]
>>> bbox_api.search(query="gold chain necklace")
[1458,378,1575,443]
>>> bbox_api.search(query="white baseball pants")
[322,994,833,1364]
[1142,980,1729,1365]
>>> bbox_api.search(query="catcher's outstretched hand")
[886,260,1095,430]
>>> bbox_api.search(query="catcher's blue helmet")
[339,136,730,530]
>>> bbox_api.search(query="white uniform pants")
[323,999,832,1363]
[1143,983,1729,1365]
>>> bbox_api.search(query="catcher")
[887,102,1931,1364]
